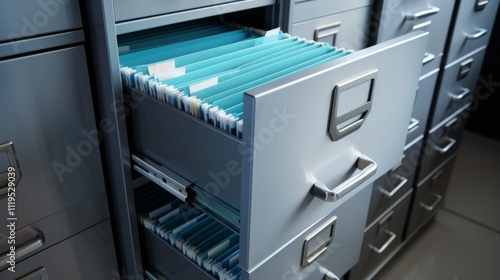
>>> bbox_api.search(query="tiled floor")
[374,130,500,280]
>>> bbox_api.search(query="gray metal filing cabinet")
[349,0,500,279]
[82,0,429,279]
[0,1,118,278]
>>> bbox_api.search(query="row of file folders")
[119,19,352,138]
[136,184,241,280]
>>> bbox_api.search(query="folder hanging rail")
[132,154,240,233]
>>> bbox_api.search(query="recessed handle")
[314,22,341,45]
[433,137,456,154]
[405,6,440,20]
[420,193,443,211]
[466,28,487,40]
[0,141,22,196]
[476,0,489,11]
[369,230,397,254]
[408,118,419,132]
[311,154,377,202]
[423,52,435,64]
[379,173,408,198]
[448,87,471,101]
[0,227,44,269]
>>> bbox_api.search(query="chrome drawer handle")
[311,155,377,202]
[379,173,408,198]
[0,227,44,269]
[369,230,397,254]
[0,141,22,196]
[466,28,487,40]
[422,52,435,64]
[408,118,419,132]
[420,193,443,211]
[433,137,456,154]
[476,0,489,11]
[449,87,471,101]
[406,6,440,20]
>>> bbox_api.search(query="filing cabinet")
[0,0,118,276]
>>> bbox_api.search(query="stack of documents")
[119,21,352,138]
[136,185,241,280]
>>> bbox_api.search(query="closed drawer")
[406,156,456,238]
[0,219,117,279]
[127,31,428,271]
[366,137,422,226]
[0,46,106,228]
[376,0,455,76]
[446,0,500,64]
[293,0,372,23]
[0,193,110,272]
[291,6,371,51]
[406,68,439,145]
[0,0,82,43]
[350,189,413,280]
[418,103,469,183]
[431,46,487,129]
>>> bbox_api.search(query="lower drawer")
[406,156,456,238]
[366,136,422,226]
[349,189,413,280]
[0,219,117,279]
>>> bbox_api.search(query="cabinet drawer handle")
[0,227,44,269]
[433,137,456,154]
[420,193,443,211]
[311,154,377,202]
[476,0,489,11]
[314,22,341,45]
[405,6,440,20]
[379,173,408,198]
[422,52,435,64]
[0,141,22,196]
[448,87,471,100]
[408,118,419,132]
[369,230,397,254]
[466,28,487,40]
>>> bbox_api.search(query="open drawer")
[125,29,427,275]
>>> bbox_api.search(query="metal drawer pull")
[311,155,377,202]
[379,173,408,198]
[420,193,443,211]
[422,52,435,64]
[314,22,341,45]
[449,87,471,101]
[18,267,49,280]
[476,0,489,11]
[405,6,440,20]
[321,267,340,280]
[408,118,419,132]
[0,141,22,196]
[433,137,456,154]
[466,28,487,40]
[0,227,44,269]
[369,230,397,254]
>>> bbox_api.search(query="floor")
[374,130,500,280]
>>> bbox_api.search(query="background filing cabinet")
[83,0,428,279]
[0,0,118,278]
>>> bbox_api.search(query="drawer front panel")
[446,0,500,64]
[0,46,106,227]
[0,220,117,279]
[377,0,455,76]
[366,137,422,226]
[291,6,371,51]
[292,0,372,24]
[406,156,456,238]
[350,189,413,280]
[431,47,487,129]
[240,32,427,269]
[0,0,82,43]
[244,184,371,280]
[418,106,468,183]
[406,69,439,145]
